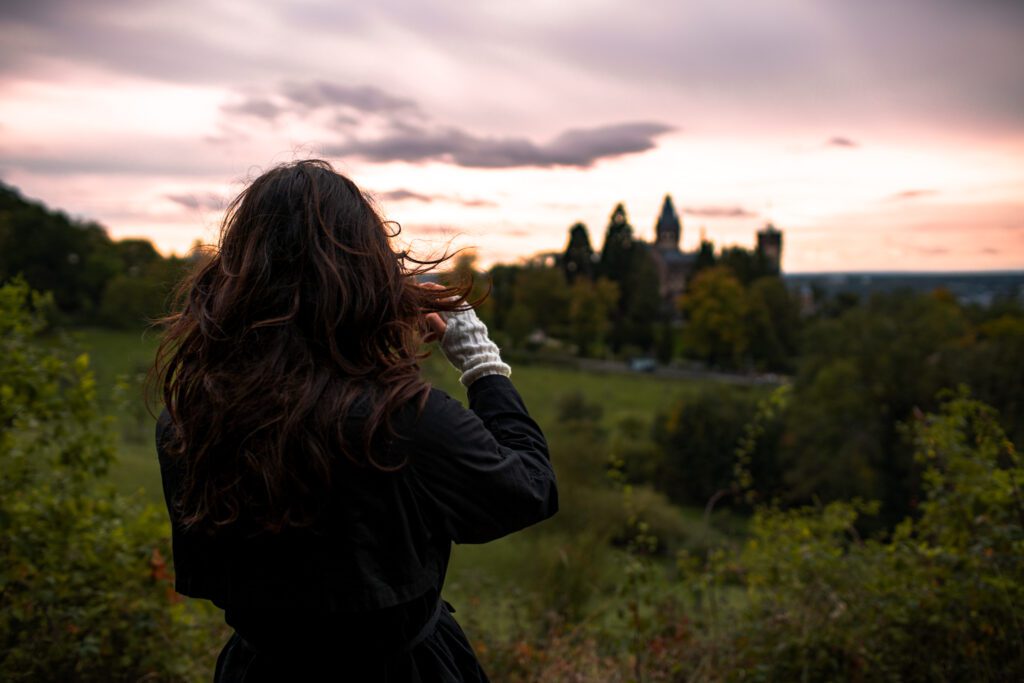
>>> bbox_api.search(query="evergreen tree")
[598,203,633,284]
[596,203,664,353]
[562,223,595,282]
[617,243,661,351]
[692,239,717,277]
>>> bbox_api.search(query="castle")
[648,195,783,303]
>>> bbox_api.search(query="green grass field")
[71,328,718,504]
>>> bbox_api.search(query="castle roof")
[656,195,681,238]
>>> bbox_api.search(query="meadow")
[71,327,717,503]
[70,327,737,650]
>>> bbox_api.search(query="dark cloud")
[378,189,435,203]
[684,206,758,218]
[329,121,674,169]
[376,188,497,207]
[886,189,938,201]
[282,82,420,114]
[827,137,859,148]
[4,1,1022,157]
[222,97,284,121]
[166,193,225,210]
[0,0,278,84]
[219,81,422,126]
[526,1,1024,131]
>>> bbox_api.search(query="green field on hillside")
[71,327,723,504]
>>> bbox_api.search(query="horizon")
[8,176,1024,277]
[2,1,1022,272]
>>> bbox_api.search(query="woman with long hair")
[153,159,558,680]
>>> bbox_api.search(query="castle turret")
[655,195,681,251]
[756,222,783,274]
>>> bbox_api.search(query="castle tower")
[655,195,681,251]
[756,222,783,274]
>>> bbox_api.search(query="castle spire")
[655,194,681,250]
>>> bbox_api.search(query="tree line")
[0,183,189,328]
[449,202,795,371]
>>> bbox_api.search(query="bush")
[477,390,1024,682]
[663,390,1024,681]
[0,278,225,681]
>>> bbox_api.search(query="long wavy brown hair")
[152,159,471,533]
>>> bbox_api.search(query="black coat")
[156,374,557,680]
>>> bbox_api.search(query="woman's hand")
[422,312,446,343]
[417,282,448,343]
[416,281,509,385]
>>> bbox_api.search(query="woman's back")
[153,160,557,680]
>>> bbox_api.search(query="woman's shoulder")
[392,376,522,450]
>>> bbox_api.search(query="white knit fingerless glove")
[439,307,511,387]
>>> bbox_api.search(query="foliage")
[718,244,778,286]
[593,203,662,352]
[474,391,1024,682]
[744,275,800,372]
[960,312,1024,445]
[598,203,634,286]
[679,266,749,368]
[562,222,595,282]
[568,277,619,357]
[514,266,572,339]
[785,289,970,524]
[669,389,1024,681]
[0,278,225,681]
[0,183,186,327]
[614,245,662,352]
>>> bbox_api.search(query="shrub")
[666,389,1024,681]
[0,278,225,681]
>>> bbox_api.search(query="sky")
[1,0,1023,272]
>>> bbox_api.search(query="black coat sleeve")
[402,374,558,544]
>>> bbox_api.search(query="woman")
[153,159,558,681]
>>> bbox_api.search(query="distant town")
[784,271,1024,308]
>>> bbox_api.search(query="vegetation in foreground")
[3,277,1023,681]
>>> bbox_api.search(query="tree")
[596,204,661,352]
[518,266,569,331]
[568,277,619,357]
[691,238,716,277]
[745,276,801,372]
[719,245,775,286]
[652,387,763,507]
[598,203,633,284]
[484,263,520,332]
[679,266,749,368]
[615,244,662,352]
[783,290,969,525]
[0,182,173,324]
[562,222,595,283]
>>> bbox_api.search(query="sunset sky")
[2,0,1023,272]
